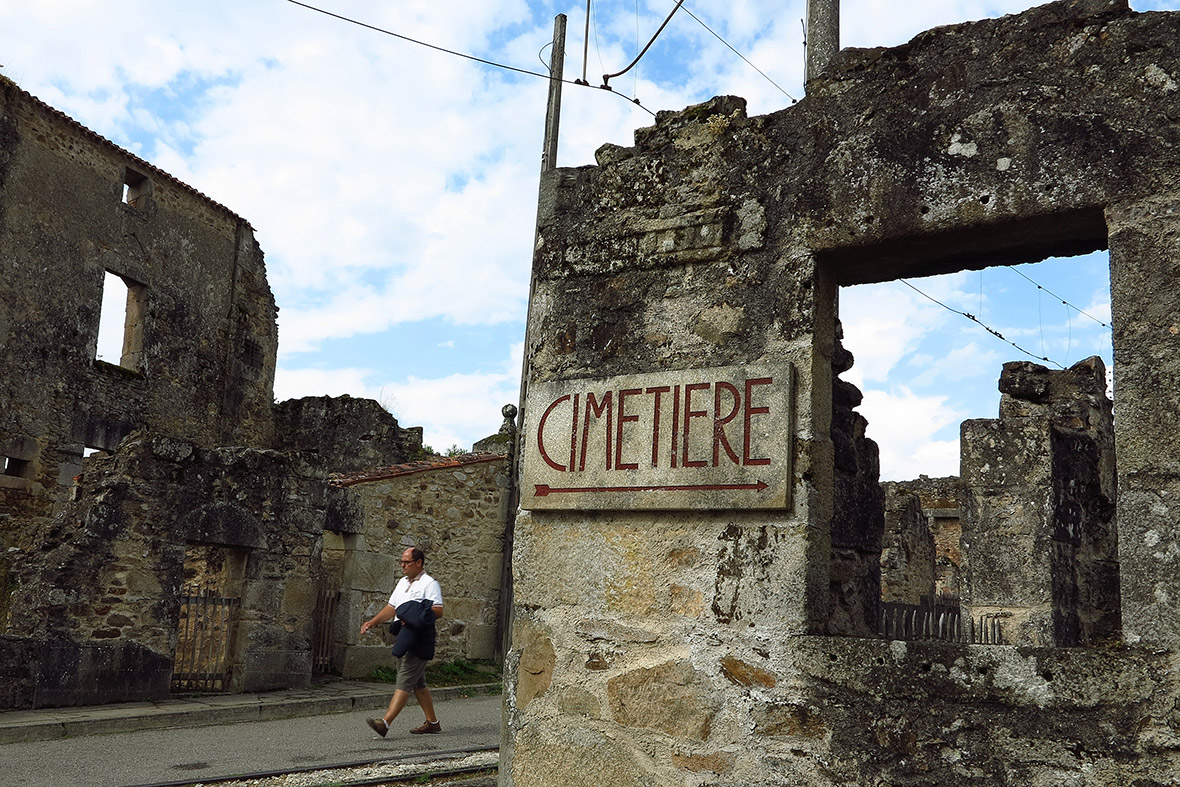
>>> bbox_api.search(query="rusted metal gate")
[312,588,341,675]
[879,598,1007,645]
[172,589,240,692]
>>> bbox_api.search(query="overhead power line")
[1005,265,1110,329]
[284,0,654,115]
[899,279,1065,369]
[681,4,797,103]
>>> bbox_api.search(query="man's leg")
[414,686,438,723]
[367,655,416,737]
[409,680,441,733]
[383,688,412,724]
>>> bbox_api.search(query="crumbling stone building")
[0,77,447,708]
[504,1,1180,784]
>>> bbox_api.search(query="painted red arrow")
[534,480,769,496]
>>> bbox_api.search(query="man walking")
[360,547,444,736]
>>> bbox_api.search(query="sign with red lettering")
[520,363,792,510]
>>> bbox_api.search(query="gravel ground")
[187,750,499,787]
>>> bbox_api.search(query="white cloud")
[274,342,524,452]
[859,388,966,481]
[838,280,954,386]
[273,366,377,402]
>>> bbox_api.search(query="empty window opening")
[836,249,1118,648]
[122,167,150,209]
[96,271,146,370]
[3,456,31,478]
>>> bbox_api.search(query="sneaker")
[367,718,389,737]
[410,719,442,734]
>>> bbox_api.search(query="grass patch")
[368,658,502,688]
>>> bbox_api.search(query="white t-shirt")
[388,571,443,620]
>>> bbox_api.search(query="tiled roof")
[1,75,251,227]
[328,453,506,487]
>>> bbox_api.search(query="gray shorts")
[395,652,429,692]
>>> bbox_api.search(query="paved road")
[5,694,502,787]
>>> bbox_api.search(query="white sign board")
[520,363,793,510]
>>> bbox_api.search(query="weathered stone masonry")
[327,453,511,678]
[0,76,437,707]
[505,2,1180,784]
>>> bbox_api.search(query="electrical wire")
[1006,265,1109,328]
[682,4,798,104]
[899,279,1065,368]
[602,0,685,88]
[284,0,654,115]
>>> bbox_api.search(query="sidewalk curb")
[0,682,501,744]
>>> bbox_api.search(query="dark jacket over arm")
[391,599,437,660]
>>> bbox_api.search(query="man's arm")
[432,603,443,620]
[360,604,396,635]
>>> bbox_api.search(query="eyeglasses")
[400,559,419,565]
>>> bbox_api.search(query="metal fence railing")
[312,588,340,675]
[879,600,1007,645]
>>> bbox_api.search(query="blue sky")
[4,1,1175,475]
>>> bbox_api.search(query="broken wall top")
[0,76,280,472]
[536,0,1178,294]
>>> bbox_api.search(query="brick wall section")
[327,454,509,677]
[883,475,962,598]
[879,486,935,605]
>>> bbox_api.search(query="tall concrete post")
[541,14,566,173]
[805,0,839,83]
[503,16,566,778]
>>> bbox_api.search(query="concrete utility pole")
[805,0,840,83]
[541,13,567,172]
[501,12,568,769]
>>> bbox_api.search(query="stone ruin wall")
[962,357,1119,647]
[885,474,964,598]
[879,483,936,606]
[274,395,424,473]
[325,455,511,678]
[504,2,1180,784]
[0,77,431,707]
[829,325,884,636]
[4,433,337,702]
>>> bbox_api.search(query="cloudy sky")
[2,0,1174,477]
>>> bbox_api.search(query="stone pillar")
[502,96,835,786]
[961,358,1117,647]
[1109,194,1180,647]
[805,0,840,82]
[879,486,936,605]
